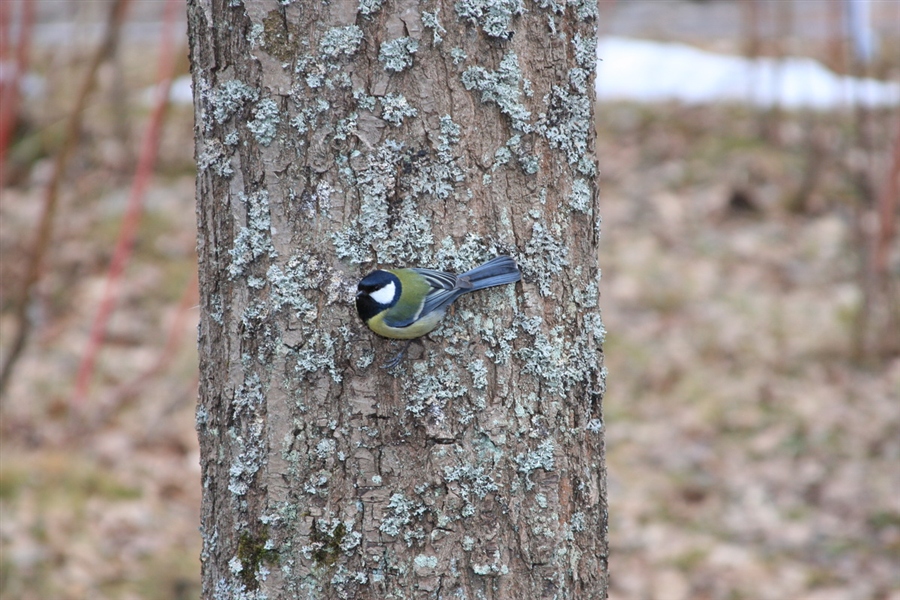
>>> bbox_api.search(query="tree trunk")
[188,0,607,598]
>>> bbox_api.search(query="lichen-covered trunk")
[188,0,607,597]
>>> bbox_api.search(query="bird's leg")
[381,339,414,369]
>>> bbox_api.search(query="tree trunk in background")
[188,0,606,597]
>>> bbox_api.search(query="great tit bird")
[356,255,521,367]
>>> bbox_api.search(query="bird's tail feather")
[462,256,521,291]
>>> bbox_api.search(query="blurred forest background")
[0,1,897,599]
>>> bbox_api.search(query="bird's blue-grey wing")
[408,268,468,317]
[410,268,456,290]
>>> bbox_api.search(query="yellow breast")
[366,308,448,340]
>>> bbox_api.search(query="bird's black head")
[356,270,401,322]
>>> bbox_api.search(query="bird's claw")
[381,340,413,369]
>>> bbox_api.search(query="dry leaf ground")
[597,104,899,600]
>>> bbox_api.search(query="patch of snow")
[596,37,899,109]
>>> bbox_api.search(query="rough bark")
[188,0,607,598]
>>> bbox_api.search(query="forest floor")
[596,103,899,600]
[1,15,899,600]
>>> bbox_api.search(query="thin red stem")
[0,0,131,401]
[0,0,35,184]
[873,122,900,276]
[71,0,182,406]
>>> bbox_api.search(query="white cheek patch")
[369,281,396,305]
